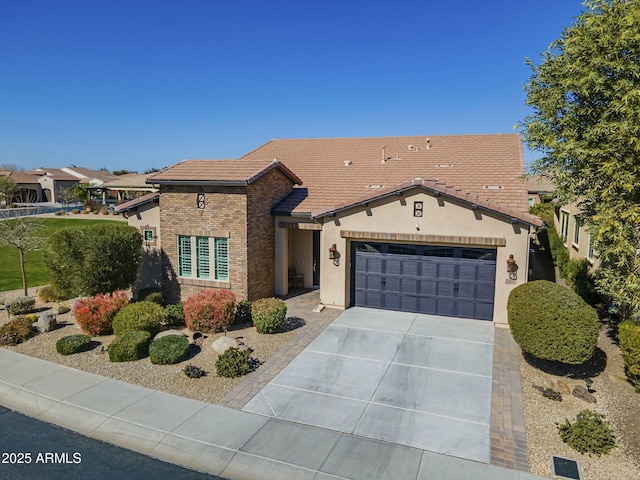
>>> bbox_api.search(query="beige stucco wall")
[124,202,162,296]
[288,229,314,289]
[554,203,600,269]
[315,190,532,325]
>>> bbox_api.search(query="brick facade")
[246,169,297,299]
[159,170,294,303]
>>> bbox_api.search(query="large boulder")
[212,336,237,354]
[37,313,57,333]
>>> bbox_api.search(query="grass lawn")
[0,217,123,293]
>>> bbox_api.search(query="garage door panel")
[475,303,494,321]
[353,242,495,321]
[457,283,477,300]
[475,284,495,302]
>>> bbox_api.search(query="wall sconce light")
[329,244,340,266]
[507,254,518,280]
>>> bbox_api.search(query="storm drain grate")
[551,455,581,480]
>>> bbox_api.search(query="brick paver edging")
[490,327,530,472]
[218,292,341,409]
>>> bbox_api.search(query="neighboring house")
[525,174,555,207]
[148,134,542,325]
[26,168,81,202]
[0,170,43,203]
[101,173,159,202]
[61,167,117,186]
[555,201,598,266]
[61,167,118,204]
[115,192,162,295]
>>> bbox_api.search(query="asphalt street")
[0,406,219,480]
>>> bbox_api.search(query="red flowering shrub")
[183,289,236,333]
[73,290,130,336]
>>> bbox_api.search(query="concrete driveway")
[243,307,495,463]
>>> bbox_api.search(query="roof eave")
[150,179,249,186]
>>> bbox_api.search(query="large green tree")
[44,223,142,297]
[522,0,640,319]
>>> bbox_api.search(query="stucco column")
[274,220,288,296]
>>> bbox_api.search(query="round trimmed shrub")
[252,297,287,334]
[618,320,640,389]
[138,287,163,305]
[163,303,185,327]
[56,334,92,356]
[558,410,616,456]
[112,301,164,337]
[107,331,152,362]
[508,280,599,364]
[73,291,130,336]
[183,289,236,333]
[38,285,66,303]
[216,347,253,378]
[0,317,37,346]
[149,335,189,365]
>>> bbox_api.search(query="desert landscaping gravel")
[3,292,640,480]
[1,305,297,404]
[520,322,640,480]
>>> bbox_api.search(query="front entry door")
[312,230,320,287]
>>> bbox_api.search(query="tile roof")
[26,168,79,181]
[305,178,543,227]
[241,134,530,216]
[146,158,303,186]
[114,192,160,213]
[525,174,555,193]
[62,167,117,182]
[0,170,41,184]
[102,173,159,189]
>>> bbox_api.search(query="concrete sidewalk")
[0,348,545,479]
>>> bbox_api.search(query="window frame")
[560,210,570,244]
[177,235,229,281]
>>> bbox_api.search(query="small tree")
[0,176,18,207]
[0,208,43,295]
[65,182,90,208]
[45,223,142,297]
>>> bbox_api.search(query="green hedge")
[56,334,92,356]
[508,280,599,364]
[107,331,152,362]
[618,320,640,390]
[252,298,287,334]
[112,301,164,337]
[149,335,189,365]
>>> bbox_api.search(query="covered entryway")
[352,242,496,320]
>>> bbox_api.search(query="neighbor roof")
[147,158,303,186]
[26,168,79,181]
[525,174,555,194]
[102,173,159,189]
[115,192,160,213]
[0,170,41,184]
[241,134,529,215]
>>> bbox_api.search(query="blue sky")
[1,1,584,173]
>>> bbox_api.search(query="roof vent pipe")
[381,145,386,164]
[426,138,432,150]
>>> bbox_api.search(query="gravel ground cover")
[0,300,298,404]
[4,285,640,480]
[520,320,640,480]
